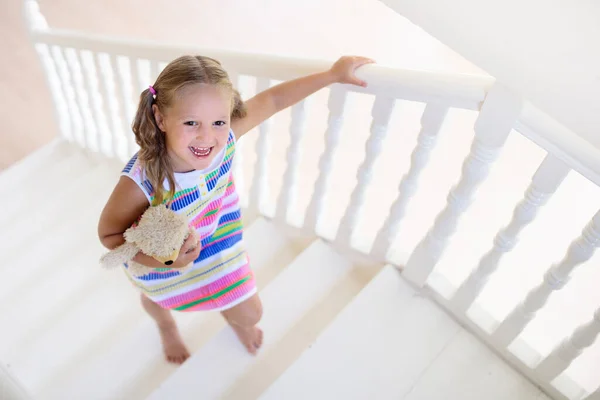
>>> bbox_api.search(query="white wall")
[380,0,600,150]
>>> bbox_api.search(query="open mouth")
[189,146,213,158]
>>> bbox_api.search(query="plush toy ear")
[100,242,141,269]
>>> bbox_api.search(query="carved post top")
[23,0,48,32]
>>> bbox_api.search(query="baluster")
[76,49,105,153]
[336,96,395,245]
[228,72,246,202]
[110,54,135,159]
[248,78,272,215]
[371,104,448,259]
[535,309,600,381]
[276,100,307,222]
[128,57,144,154]
[403,84,523,286]
[493,210,600,347]
[149,59,160,83]
[452,155,570,311]
[305,86,347,232]
[51,46,84,147]
[64,48,95,150]
[35,43,71,142]
[94,53,122,159]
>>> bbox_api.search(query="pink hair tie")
[148,85,157,99]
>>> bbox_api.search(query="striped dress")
[121,131,256,312]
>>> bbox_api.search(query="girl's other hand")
[171,234,201,268]
[329,56,375,88]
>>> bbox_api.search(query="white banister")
[51,46,84,147]
[75,49,104,153]
[403,84,523,286]
[371,104,448,260]
[276,100,307,222]
[110,55,135,158]
[451,154,570,311]
[94,53,123,159]
[150,59,160,83]
[304,86,347,232]
[229,73,245,202]
[493,210,600,347]
[535,309,600,382]
[248,77,273,214]
[64,48,96,151]
[336,96,395,245]
[128,57,143,154]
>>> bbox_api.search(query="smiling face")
[153,83,232,173]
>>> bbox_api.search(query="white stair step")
[259,265,463,400]
[0,139,66,189]
[0,147,93,224]
[40,217,306,400]
[146,240,355,400]
[0,162,119,257]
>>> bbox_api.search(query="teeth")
[190,146,212,156]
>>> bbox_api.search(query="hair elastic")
[148,85,157,99]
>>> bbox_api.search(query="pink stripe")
[157,261,252,309]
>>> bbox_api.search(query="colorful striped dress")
[121,131,256,312]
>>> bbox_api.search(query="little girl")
[98,54,373,364]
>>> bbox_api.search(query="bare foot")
[231,324,264,355]
[158,322,190,364]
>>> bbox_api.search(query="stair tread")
[0,139,65,189]
[37,218,304,400]
[259,265,544,400]
[146,240,353,400]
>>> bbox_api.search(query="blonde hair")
[132,55,247,205]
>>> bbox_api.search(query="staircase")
[5,1,600,399]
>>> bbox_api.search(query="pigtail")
[230,88,247,121]
[131,88,176,206]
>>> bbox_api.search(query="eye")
[184,121,198,126]
[214,121,226,127]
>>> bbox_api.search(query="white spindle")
[51,46,84,147]
[110,54,135,159]
[403,85,523,286]
[35,44,72,142]
[535,309,600,381]
[452,155,570,311]
[128,57,143,154]
[64,48,95,150]
[248,77,272,214]
[336,96,395,245]
[371,104,448,259]
[76,49,105,153]
[94,53,122,159]
[304,86,348,232]
[493,210,600,347]
[276,100,307,222]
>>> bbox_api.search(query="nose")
[165,260,173,266]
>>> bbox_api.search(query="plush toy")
[100,204,199,277]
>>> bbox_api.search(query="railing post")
[371,104,448,260]
[492,209,600,347]
[276,100,307,223]
[403,84,523,287]
[336,96,395,246]
[305,85,347,233]
[451,154,570,311]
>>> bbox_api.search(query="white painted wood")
[147,240,353,400]
[228,73,247,204]
[452,154,570,311]
[259,265,462,400]
[304,86,347,232]
[92,52,119,158]
[50,45,84,147]
[76,49,105,153]
[23,0,47,31]
[336,96,395,245]
[110,54,135,159]
[371,104,448,260]
[0,364,31,400]
[127,57,143,155]
[493,209,600,347]
[535,309,600,382]
[0,139,66,189]
[149,59,160,82]
[403,84,523,286]
[402,331,545,400]
[248,77,273,214]
[276,100,307,222]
